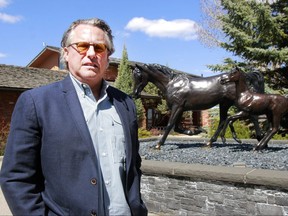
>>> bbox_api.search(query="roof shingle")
[0,64,68,89]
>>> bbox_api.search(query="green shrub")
[208,117,252,140]
[271,131,288,140]
[138,128,151,138]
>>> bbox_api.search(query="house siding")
[0,89,22,127]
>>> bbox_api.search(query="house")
[0,65,68,128]
[0,45,209,136]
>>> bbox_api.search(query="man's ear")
[63,47,69,62]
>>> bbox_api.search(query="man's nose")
[86,45,96,57]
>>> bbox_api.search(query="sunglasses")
[68,42,107,54]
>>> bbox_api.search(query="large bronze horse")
[221,67,288,150]
[133,63,264,149]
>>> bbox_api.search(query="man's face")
[64,24,109,88]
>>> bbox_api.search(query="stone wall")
[141,160,288,216]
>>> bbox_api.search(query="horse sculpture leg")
[249,115,264,141]
[220,111,263,144]
[254,128,278,150]
[206,104,230,147]
[228,120,241,143]
[155,105,183,150]
[174,113,207,136]
[173,111,189,134]
[220,111,247,144]
[254,115,279,151]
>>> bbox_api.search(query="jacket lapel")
[60,76,97,161]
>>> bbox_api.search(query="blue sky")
[0,0,234,76]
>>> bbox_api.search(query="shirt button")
[90,178,97,185]
[91,209,97,216]
[120,157,124,163]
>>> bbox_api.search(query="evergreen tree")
[219,0,288,91]
[199,0,288,92]
[114,45,133,95]
[114,45,145,122]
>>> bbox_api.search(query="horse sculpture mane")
[244,70,265,93]
[147,64,176,79]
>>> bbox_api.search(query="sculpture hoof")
[235,139,242,144]
[154,144,161,150]
[203,142,212,148]
[253,146,267,151]
[206,141,212,146]
[253,145,263,151]
[253,147,262,152]
[220,137,226,144]
[254,143,268,151]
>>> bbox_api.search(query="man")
[0,18,148,216]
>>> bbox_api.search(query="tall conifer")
[114,45,145,123]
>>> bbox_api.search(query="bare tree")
[198,0,225,47]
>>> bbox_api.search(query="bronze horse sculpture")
[219,70,266,143]
[133,63,265,149]
[221,67,288,150]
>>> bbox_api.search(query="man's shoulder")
[24,76,69,97]
[107,86,132,99]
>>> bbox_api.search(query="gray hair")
[60,18,115,69]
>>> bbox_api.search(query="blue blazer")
[0,76,147,216]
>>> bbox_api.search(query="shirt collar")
[69,73,109,101]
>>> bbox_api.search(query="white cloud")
[0,12,22,23]
[0,0,23,23]
[0,52,7,58]
[125,17,200,41]
[0,0,10,8]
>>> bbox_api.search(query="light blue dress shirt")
[70,74,131,216]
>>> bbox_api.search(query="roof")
[0,64,68,90]
[26,46,60,67]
